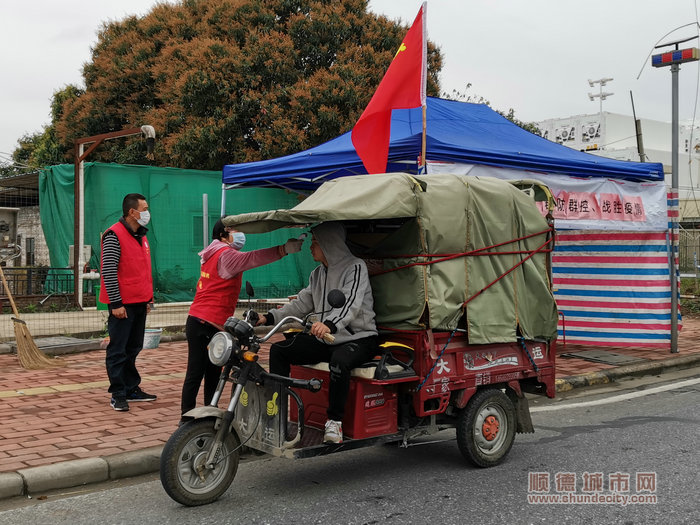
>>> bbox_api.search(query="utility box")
[0,207,19,265]
[0,207,19,247]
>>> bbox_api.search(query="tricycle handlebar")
[258,315,306,342]
[257,316,335,344]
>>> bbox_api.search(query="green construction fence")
[39,162,317,302]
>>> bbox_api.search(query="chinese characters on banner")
[536,190,646,222]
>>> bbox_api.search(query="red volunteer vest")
[188,246,242,326]
[99,221,153,305]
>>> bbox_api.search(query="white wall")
[16,206,50,266]
[536,112,700,221]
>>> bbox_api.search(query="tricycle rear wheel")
[160,418,240,506]
[456,388,516,467]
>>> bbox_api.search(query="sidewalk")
[1,318,700,500]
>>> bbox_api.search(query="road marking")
[531,377,700,412]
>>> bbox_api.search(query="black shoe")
[126,387,157,402]
[110,397,129,411]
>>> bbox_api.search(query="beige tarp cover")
[223,173,558,343]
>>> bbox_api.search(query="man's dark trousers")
[106,303,147,398]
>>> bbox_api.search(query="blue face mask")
[231,231,246,250]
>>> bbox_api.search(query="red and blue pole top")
[652,48,699,67]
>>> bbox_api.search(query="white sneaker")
[323,419,343,444]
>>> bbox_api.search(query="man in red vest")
[100,193,156,411]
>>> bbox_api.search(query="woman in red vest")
[180,219,302,422]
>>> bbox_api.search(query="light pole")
[73,126,155,308]
[652,37,699,353]
[588,78,614,140]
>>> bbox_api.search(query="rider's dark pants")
[181,316,222,415]
[269,333,378,421]
[105,303,147,399]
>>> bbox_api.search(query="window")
[26,237,35,266]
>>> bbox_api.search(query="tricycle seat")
[299,341,416,381]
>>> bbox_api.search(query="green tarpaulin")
[223,173,558,344]
[39,162,317,302]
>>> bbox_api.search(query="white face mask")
[136,210,150,227]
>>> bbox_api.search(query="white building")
[536,112,700,224]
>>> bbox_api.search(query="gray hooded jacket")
[269,222,377,345]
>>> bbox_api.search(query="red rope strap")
[462,234,553,306]
[372,227,554,276]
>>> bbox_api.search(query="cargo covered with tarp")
[222,173,558,344]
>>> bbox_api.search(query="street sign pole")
[652,41,698,353]
[670,62,679,353]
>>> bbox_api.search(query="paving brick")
[0,462,32,473]
[84,447,124,456]
[7,445,58,457]
[24,457,72,467]
[64,439,103,450]
[41,447,91,458]
[96,439,134,448]
[23,437,70,448]
[131,437,168,447]
[0,429,49,439]
[2,453,41,463]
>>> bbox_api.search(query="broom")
[0,264,64,369]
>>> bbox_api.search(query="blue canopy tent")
[222,96,663,191]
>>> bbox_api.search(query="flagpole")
[421,104,427,173]
[350,2,426,174]
[420,2,427,174]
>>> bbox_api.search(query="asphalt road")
[1,370,699,525]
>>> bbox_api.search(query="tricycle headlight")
[208,331,234,366]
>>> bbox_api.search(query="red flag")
[351,3,427,174]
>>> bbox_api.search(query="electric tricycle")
[160,173,559,506]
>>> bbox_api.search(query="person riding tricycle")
[160,173,558,506]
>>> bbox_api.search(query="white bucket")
[143,328,163,349]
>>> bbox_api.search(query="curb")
[0,446,164,500]
[2,354,699,501]
[555,353,700,392]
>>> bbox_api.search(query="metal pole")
[220,183,226,217]
[670,63,679,353]
[73,143,86,309]
[73,144,80,308]
[77,144,86,309]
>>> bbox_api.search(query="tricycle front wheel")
[456,388,516,468]
[160,419,240,506]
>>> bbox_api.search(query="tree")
[50,0,442,170]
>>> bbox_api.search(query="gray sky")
[1,0,699,164]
